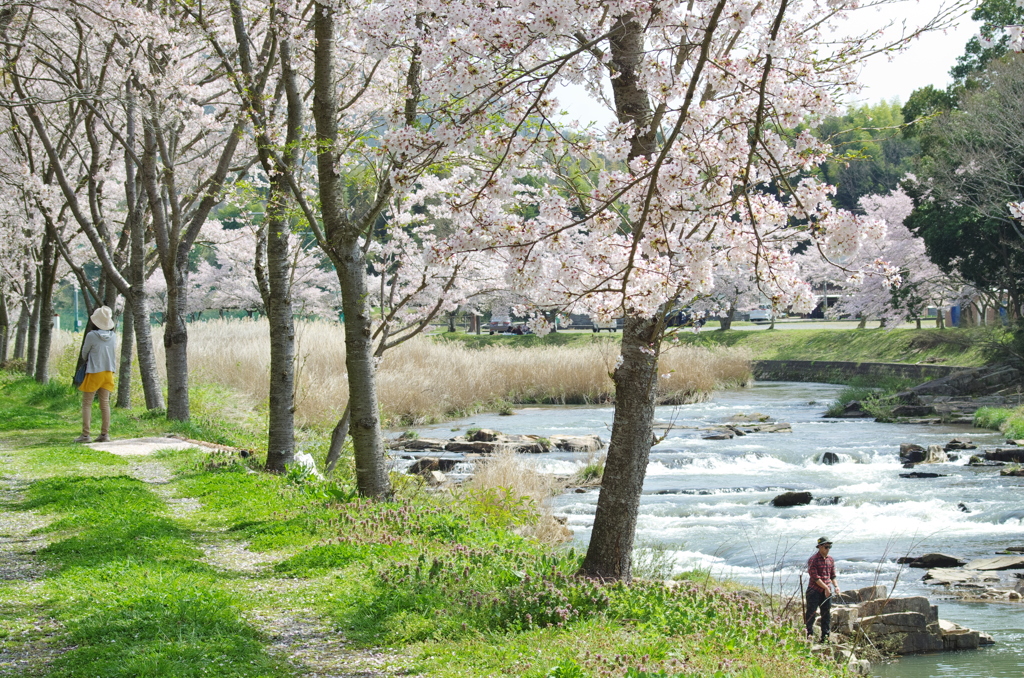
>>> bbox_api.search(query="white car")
[591,318,619,332]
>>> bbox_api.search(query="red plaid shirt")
[807,552,836,591]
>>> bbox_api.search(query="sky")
[556,1,981,127]
[845,1,980,105]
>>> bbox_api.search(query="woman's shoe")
[94,434,110,443]
[73,435,91,443]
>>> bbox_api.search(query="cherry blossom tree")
[421,0,971,580]
[804,189,952,328]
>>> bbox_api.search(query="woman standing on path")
[74,306,118,443]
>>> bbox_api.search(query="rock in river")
[964,555,1024,571]
[770,491,812,507]
[898,553,966,568]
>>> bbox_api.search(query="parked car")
[488,318,512,334]
[748,306,774,322]
[591,317,619,332]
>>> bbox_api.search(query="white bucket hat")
[90,306,115,331]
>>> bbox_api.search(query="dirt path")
[0,441,414,678]
[0,450,62,678]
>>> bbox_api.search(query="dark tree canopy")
[816,101,920,212]
[951,0,1024,85]
[905,53,1024,317]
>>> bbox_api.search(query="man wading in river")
[805,536,839,642]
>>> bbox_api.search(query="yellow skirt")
[79,371,115,393]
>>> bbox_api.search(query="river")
[406,381,1024,676]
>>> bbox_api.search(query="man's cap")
[816,536,833,547]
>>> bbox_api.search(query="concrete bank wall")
[753,360,963,384]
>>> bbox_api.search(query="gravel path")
[0,440,413,677]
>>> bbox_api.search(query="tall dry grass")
[463,451,569,544]
[52,318,751,427]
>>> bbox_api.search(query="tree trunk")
[0,284,9,364]
[263,176,296,473]
[13,286,29,359]
[117,298,134,407]
[857,315,867,329]
[313,1,391,498]
[125,79,164,411]
[577,10,662,581]
[33,232,57,384]
[719,307,735,331]
[163,266,190,420]
[325,404,352,475]
[25,272,41,376]
[338,239,391,497]
[578,314,660,580]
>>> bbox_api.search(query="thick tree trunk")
[117,298,134,407]
[577,11,661,581]
[163,267,190,421]
[33,232,57,384]
[578,314,660,580]
[24,273,40,376]
[338,239,391,497]
[263,178,296,473]
[719,307,736,331]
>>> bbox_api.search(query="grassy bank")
[974,406,1024,439]
[443,326,1001,367]
[0,369,842,678]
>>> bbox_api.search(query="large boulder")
[407,456,461,474]
[903,553,966,569]
[859,611,930,635]
[770,491,812,507]
[836,585,887,604]
[897,632,946,654]
[892,405,937,417]
[857,596,936,623]
[830,605,860,634]
[467,428,501,442]
[549,434,604,453]
[820,451,840,465]
[984,448,1024,463]
[900,444,927,463]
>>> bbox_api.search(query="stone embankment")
[834,363,1024,422]
[825,585,995,656]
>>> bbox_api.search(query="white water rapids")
[406,381,1024,676]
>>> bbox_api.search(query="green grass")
[440,326,1001,367]
[0,367,845,678]
[975,406,1024,439]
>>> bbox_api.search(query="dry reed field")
[50,319,752,427]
